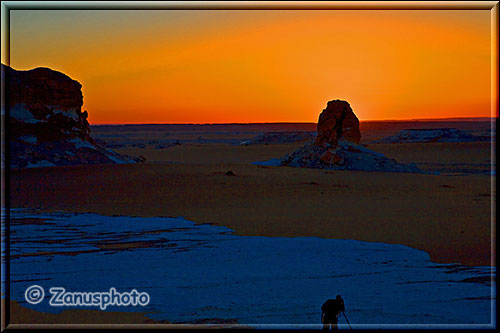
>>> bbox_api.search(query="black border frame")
[1,1,498,331]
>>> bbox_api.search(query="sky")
[7,9,493,124]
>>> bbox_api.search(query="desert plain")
[10,119,495,267]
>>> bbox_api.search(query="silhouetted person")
[321,295,345,331]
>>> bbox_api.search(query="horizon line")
[89,116,495,126]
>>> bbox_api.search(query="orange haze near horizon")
[7,10,493,124]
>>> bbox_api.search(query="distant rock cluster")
[240,131,316,145]
[372,128,490,144]
[280,100,420,173]
[3,64,139,168]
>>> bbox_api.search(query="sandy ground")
[4,299,239,328]
[7,121,495,326]
[5,299,168,325]
[11,141,493,267]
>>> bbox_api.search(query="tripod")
[342,311,352,330]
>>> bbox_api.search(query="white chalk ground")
[26,160,57,168]
[2,209,495,329]
[252,158,282,166]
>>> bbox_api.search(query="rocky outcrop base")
[280,140,420,173]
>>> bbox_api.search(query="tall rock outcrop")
[280,99,420,173]
[315,100,361,147]
[2,64,136,168]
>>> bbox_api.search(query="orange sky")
[7,9,493,124]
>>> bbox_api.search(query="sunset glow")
[8,9,493,124]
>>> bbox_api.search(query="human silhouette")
[321,295,345,331]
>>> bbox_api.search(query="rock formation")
[372,128,491,144]
[2,64,138,168]
[315,100,361,147]
[280,99,420,173]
